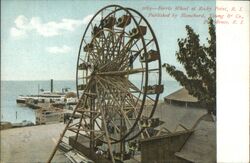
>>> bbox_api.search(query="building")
[140,90,216,163]
[164,88,201,108]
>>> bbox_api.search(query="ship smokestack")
[50,79,53,93]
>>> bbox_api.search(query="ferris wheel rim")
[126,7,162,119]
[76,4,162,144]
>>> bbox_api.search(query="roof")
[142,102,216,162]
[164,88,198,103]
[175,120,216,163]
[65,92,77,98]
[153,102,207,132]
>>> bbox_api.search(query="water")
[0,80,180,123]
[0,80,76,123]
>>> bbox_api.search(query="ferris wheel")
[48,5,163,163]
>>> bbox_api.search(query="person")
[95,148,103,155]
[107,121,114,134]
[63,114,68,124]
[129,55,134,69]
[128,142,136,157]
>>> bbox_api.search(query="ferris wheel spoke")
[96,85,117,162]
[119,59,130,71]
[119,38,138,56]
[93,133,105,141]
[122,44,160,71]
[97,79,125,112]
[116,33,125,60]
[82,39,88,49]
[83,38,88,45]
[97,76,128,95]
[79,57,85,62]
[109,34,118,61]
[88,51,99,63]
[97,76,141,112]
[108,32,122,61]
[104,32,115,64]
[90,37,104,66]
[99,33,109,65]
[85,39,100,62]
[108,48,129,70]
[102,80,147,138]
[129,38,154,60]
[127,80,156,103]
[118,39,140,69]
[137,38,154,53]
[96,68,145,77]
[99,32,115,66]
[97,79,134,134]
[105,89,133,128]
[120,106,133,128]
[125,96,140,114]
[99,76,156,111]
[96,77,129,112]
[138,17,143,25]
[113,7,117,20]
[92,38,102,52]
[101,29,107,43]
[96,67,159,77]
[113,31,125,52]
[90,22,94,31]
[77,77,94,98]
[101,10,104,20]
[98,32,131,72]
[121,38,154,69]
[101,53,128,72]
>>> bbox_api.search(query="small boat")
[16,96,27,104]
[12,120,34,128]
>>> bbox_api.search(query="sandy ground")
[0,123,70,163]
[0,102,210,163]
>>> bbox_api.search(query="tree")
[163,18,216,114]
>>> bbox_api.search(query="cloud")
[83,14,94,24]
[10,27,27,38]
[10,14,94,38]
[46,45,72,54]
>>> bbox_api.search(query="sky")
[1,0,215,81]
[1,1,249,160]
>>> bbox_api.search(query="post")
[90,83,96,157]
[50,79,53,93]
[38,84,40,101]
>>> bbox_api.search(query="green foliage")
[163,18,216,113]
